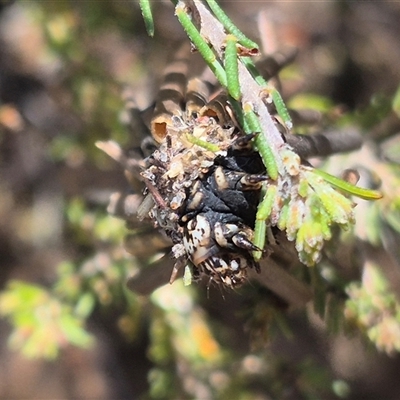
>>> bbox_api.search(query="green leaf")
[312,168,383,200]
[139,0,154,37]
[225,34,241,100]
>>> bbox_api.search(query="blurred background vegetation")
[1,1,400,399]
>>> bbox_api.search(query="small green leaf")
[224,35,241,100]
[271,88,292,130]
[185,133,220,152]
[256,184,277,221]
[243,104,278,180]
[175,6,227,88]
[312,168,383,200]
[252,219,266,262]
[139,0,155,37]
[253,185,277,260]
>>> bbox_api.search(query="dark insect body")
[141,109,266,288]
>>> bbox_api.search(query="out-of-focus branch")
[284,129,363,159]
[249,260,312,309]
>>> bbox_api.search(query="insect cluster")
[97,41,294,289]
[99,1,383,292]
[99,46,373,292]
[141,91,268,287]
